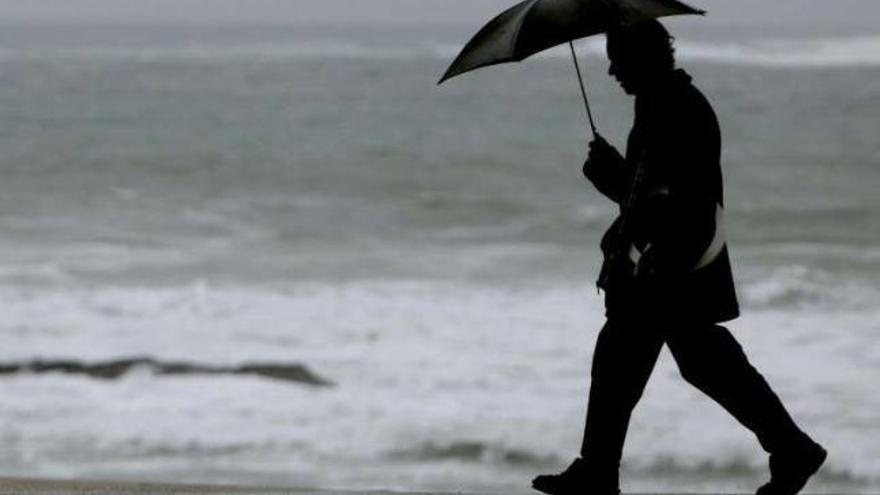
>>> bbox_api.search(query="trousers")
[579,316,809,481]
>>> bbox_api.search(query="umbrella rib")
[509,0,541,60]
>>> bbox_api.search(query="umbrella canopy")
[438,0,704,84]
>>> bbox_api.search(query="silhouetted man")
[531,20,826,495]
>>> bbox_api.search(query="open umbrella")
[438,0,705,137]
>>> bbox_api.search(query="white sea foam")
[0,281,877,491]
[533,35,880,67]
[739,264,880,310]
[675,35,880,67]
[3,36,880,67]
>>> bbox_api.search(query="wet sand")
[0,478,777,495]
[0,477,322,495]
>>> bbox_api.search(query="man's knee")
[590,318,661,381]
[675,354,711,388]
[669,324,750,387]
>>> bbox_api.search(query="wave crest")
[387,441,556,466]
[675,36,880,67]
[3,36,880,67]
[740,265,880,310]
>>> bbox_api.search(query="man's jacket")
[596,69,740,323]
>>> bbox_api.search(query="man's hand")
[583,134,624,181]
[583,134,626,201]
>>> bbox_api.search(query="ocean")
[0,22,878,493]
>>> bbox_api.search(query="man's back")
[602,69,739,323]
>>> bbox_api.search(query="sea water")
[0,23,878,493]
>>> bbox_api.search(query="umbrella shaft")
[569,42,597,138]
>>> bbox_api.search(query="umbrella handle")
[569,42,597,139]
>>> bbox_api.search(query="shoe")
[756,440,827,495]
[532,457,620,495]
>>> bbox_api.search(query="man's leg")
[533,317,664,494]
[666,323,807,452]
[580,317,665,475]
[665,323,826,494]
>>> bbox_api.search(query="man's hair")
[606,19,676,71]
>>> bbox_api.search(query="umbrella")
[438,0,705,137]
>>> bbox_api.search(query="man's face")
[606,37,641,95]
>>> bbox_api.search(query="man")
[531,20,826,495]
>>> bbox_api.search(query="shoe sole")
[756,446,828,495]
[532,480,620,495]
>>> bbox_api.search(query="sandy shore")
[0,478,789,495]
[0,477,325,495]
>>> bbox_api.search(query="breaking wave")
[628,454,872,487]
[674,35,880,67]
[385,439,875,488]
[387,440,556,466]
[0,357,333,386]
[3,36,880,67]
[739,265,880,310]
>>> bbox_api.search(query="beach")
[0,477,312,495]
[0,22,877,494]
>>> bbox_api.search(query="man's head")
[606,20,676,95]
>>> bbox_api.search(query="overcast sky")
[0,0,878,29]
